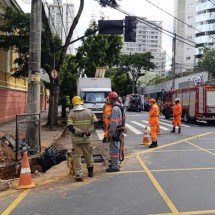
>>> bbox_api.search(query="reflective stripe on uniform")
[111,154,119,158]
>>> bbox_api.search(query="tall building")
[47,0,75,54]
[174,0,196,74]
[121,18,166,77]
[195,0,215,59]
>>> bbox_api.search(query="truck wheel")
[207,121,215,125]
[183,112,189,123]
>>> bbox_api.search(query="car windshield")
[81,92,108,103]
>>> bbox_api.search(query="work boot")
[149,141,157,148]
[75,177,83,182]
[170,127,175,133]
[106,168,120,173]
[178,127,181,134]
[88,166,94,177]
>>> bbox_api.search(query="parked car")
[124,94,142,112]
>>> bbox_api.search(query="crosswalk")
[95,118,191,140]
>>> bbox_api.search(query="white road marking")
[141,120,170,131]
[125,123,143,134]
[160,118,190,127]
[159,121,173,127]
[131,121,150,130]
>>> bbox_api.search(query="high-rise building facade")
[174,0,196,74]
[47,0,75,54]
[121,18,166,77]
[195,0,215,59]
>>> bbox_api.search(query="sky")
[16,0,174,67]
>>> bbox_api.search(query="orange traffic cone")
[16,151,35,189]
[141,127,150,146]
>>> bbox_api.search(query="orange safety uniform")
[103,104,112,138]
[173,103,182,128]
[148,103,159,142]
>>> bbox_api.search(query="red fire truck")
[162,81,215,124]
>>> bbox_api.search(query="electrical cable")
[94,0,196,47]
[145,0,215,42]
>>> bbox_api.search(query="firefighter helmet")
[175,98,180,102]
[72,96,83,106]
[108,91,118,99]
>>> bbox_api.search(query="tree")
[0,0,121,126]
[198,48,215,80]
[106,68,131,96]
[59,55,79,118]
[119,52,156,93]
[76,21,123,77]
[0,7,30,77]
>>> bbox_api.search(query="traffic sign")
[50,69,58,79]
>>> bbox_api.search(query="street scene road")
[1,111,215,215]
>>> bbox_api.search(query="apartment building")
[121,18,166,77]
[48,0,75,54]
[174,0,196,74]
[195,0,215,59]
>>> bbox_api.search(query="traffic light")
[98,20,123,34]
[124,16,137,42]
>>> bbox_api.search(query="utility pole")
[26,0,42,148]
[172,33,176,90]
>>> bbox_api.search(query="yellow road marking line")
[185,140,215,156]
[149,209,215,215]
[125,132,213,158]
[136,155,180,215]
[151,166,215,172]
[1,190,30,215]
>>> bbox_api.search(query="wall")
[0,88,48,124]
[143,71,209,96]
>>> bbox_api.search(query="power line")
[145,0,215,43]
[94,0,196,48]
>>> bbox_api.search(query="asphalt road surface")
[1,111,215,215]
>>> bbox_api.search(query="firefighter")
[106,91,124,172]
[148,98,159,148]
[102,97,112,143]
[171,98,182,134]
[67,96,98,182]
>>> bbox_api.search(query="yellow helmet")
[72,96,83,106]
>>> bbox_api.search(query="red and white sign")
[51,69,58,79]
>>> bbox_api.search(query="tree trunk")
[61,103,67,118]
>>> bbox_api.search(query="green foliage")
[0,7,62,78]
[198,48,215,76]
[76,21,123,77]
[59,55,78,105]
[106,68,132,96]
[119,53,156,92]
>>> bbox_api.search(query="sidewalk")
[0,110,108,192]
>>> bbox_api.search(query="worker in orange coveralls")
[148,98,159,148]
[171,98,182,134]
[102,97,112,143]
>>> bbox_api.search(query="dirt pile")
[0,132,16,163]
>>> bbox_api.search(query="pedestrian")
[148,98,159,148]
[106,91,125,172]
[171,98,182,134]
[102,97,112,143]
[67,96,98,182]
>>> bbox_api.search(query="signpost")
[50,69,58,79]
